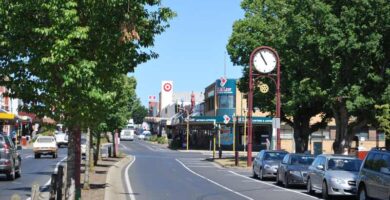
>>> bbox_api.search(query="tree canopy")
[0,0,175,197]
[227,0,390,153]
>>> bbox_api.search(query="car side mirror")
[316,165,324,170]
[380,167,390,175]
[16,145,22,151]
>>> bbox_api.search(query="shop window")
[218,95,235,109]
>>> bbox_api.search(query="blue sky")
[133,1,245,106]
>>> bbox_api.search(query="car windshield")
[290,155,314,165]
[327,158,362,171]
[38,138,54,143]
[264,152,287,161]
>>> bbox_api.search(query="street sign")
[220,77,227,87]
[223,115,230,124]
[272,118,280,128]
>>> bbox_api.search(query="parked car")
[33,136,58,159]
[0,134,22,180]
[138,131,151,140]
[306,154,362,199]
[252,150,288,180]
[54,131,68,148]
[276,153,315,188]
[357,147,390,200]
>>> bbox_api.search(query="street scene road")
[0,1,389,200]
[0,148,67,200]
[121,140,323,200]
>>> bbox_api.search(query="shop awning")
[0,109,15,120]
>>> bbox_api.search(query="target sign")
[163,83,172,92]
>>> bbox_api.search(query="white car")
[120,129,135,141]
[33,136,58,159]
[54,132,68,147]
[138,134,145,140]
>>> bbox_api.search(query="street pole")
[244,112,247,153]
[233,114,236,152]
[234,116,239,166]
[186,113,189,151]
[213,133,216,159]
[218,124,222,159]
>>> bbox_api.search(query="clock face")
[253,49,277,73]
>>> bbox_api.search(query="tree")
[227,0,331,153]
[0,0,174,198]
[132,99,148,124]
[227,0,390,153]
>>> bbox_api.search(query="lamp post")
[179,108,190,151]
[247,46,281,167]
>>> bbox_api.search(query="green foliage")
[132,100,148,124]
[227,0,390,152]
[376,104,390,139]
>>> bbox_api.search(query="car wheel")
[284,173,290,188]
[7,163,16,180]
[259,168,264,180]
[358,185,370,200]
[52,153,57,159]
[276,171,281,185]
[16,165,21,178]
[307,177,314,195]
[252,166,258,178]
[34,153,40,159]
[322,181,331,200]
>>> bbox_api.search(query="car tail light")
[0,159,11,165]
[3,143,9,154]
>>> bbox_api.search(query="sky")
[132,1,245,106]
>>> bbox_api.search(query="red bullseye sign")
[163,83,172,92]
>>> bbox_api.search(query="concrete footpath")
[104,156,133,200]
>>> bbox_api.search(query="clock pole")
[247,46,281,167]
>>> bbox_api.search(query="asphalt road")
[120,140,325,200]
[0,147,67,200]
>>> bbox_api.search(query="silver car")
[0,134,22,180]
[252,150,288,180]
[306,154,362,200]
[357,147,390,200]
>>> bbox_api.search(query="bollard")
[57,165,64,200]
[108,146,112,157]
[31,182,40,200]
[50,174,57,200]
[235,151,239,166]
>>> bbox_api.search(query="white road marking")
[125,156,136,200]
[228,171,320,199]
[24,155,33,159]
[26,156,68,200]
[176,159,254,200]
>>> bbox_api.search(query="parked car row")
[252,148,390,200]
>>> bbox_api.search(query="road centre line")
[228,171,320,200]
[125,156,136,200]
[176,159,254,200]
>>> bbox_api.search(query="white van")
[120,127,135,141]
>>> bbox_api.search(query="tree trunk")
[66,126,81,200]
[293,119,310,153]
[290,112,310,153]
[83,128,90,190]
[94,133,101,166]
[332,101,349,154]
